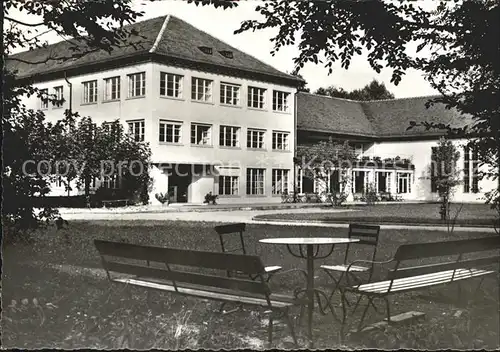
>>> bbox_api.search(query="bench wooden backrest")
[344,224,381,264]
[388,236,500,280]
[214,223,247,254]
[94,240,270,296]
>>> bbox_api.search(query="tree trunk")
[440,195,448,221]
[84,176,90,197]
[497,124,500,198]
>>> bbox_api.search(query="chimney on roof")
[219,50,233,59]
[198,46,213,55]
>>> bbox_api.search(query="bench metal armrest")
[345,258,395,284]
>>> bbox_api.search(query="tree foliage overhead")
[4,0,145,61]
[315,79,395,101]
[234,0,429,85]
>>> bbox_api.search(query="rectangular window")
[431,147,438,193]
[219,176,239,195]
[102,175,119,189]
[128,72,146,98]
[159,120,182,144]
[219,125,240,147]
[376,172,390,193]
[272,131,290,151]
[55,177,64,188]
[472,148,479,193]
[328,170,340,193]
[53,86,64,107]
[191,123,212,145]
[246,168,265,195]
[83,80,98,104]
[352,170,366,194]
[397,172,412,194]
[248,86,266,109]
[272,169,289,195]
[272,90,290,112]
[104,76,121,101]
[463,146,479,193]
[40,88,48,109]
[463,146,470,193]
[220,82,240,105]
[103,122,121,143]
[127,120,145,142]
[160,72,183,98]
[191,77,213,102]
[247,129,265,149]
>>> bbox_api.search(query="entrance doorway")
[353,171,366,194]
[168,164,192,203]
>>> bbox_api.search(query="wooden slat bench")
[94,240,299,347]
[339,236,500,332]
[102,199,130,208]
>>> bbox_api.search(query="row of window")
[219,169,289,196]
[126,119,290,150]
[40,72,291,112]
[297,169,413,194]
[161,74,290,112]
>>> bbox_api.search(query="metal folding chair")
[320,224,381,316]
[214,223,282,314]
[214,223,282,278]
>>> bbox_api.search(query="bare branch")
[25,29,55,42]
[5,16,45,27]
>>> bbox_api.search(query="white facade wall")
[369,139,495,203]
[24,61,297,204]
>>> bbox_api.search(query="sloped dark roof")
[297,92,472,139]
[155,16,299,81]
[362,96,471,138]
[297,93,378,137]
[7,15,301,84]
[7,16,162,79]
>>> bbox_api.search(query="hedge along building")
[296,92,495,203]
[8,15,303,204]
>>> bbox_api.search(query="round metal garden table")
[259,237,359,347]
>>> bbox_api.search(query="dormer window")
[219,50,233,59]
[198,46,213,55]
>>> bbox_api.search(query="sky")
[8,0,439,98]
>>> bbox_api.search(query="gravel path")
[59,207,497,232]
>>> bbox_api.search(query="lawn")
[255,203,499,226]
[2,220,499,349]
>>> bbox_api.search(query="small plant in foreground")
[363,183,378,205]
[155,192,170,206]
[204,192,218,205]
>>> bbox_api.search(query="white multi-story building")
[10,15,302,204]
